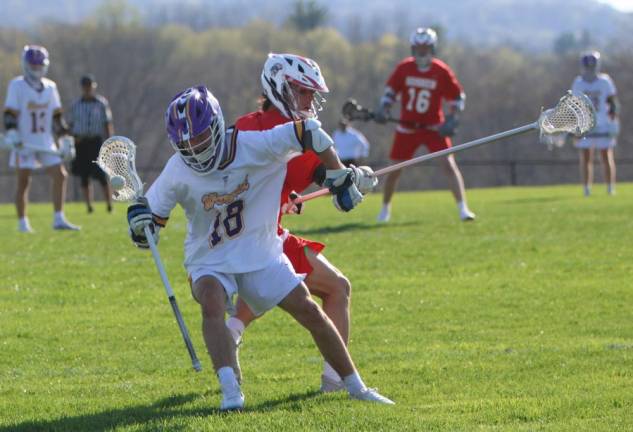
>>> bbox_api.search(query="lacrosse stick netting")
[96,136,144,202]
[538,91,595,137]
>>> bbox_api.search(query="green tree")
[286,0,328,32]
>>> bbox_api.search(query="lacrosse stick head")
[538,91,596,139]
[341,99,373,122]
[96,136,143,202]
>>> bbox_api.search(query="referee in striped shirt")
[69,74,114,213]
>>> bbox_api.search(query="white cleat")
[350,387,395,405]
[220,391,245,412]
[460,209,476,222]
[53,220,81,231]
[376,206,391,223]
[320,374,345,393]
[18,224,34,233]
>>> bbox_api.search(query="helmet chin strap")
[415,54,432,71]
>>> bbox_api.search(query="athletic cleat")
[350,387,395,405]
[220,391,244,412]
[376,206,391,223]
[320,374,345,393]
[18,225,34,233]
[460,209,476,222]
[53,220,81,231]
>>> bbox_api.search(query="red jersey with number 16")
[386,57,462,126]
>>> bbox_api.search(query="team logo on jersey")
[27,101,49,110]
[201,175,250,210]
[405,76,437,90]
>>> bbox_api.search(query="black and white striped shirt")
[69,94,112,137]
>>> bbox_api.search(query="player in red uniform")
[225,53,377,393]
[375,27,476,222]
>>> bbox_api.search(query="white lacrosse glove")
[349,164,378,194]
[58,135,76,161]
[324,168,363,212]
[3,129,22,150]
[127,197,159,248]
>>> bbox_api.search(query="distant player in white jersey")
[3,45,80,232]
[571,51,620,196]
[127,86,391,411]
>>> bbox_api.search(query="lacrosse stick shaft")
[297,122,538,203]
[144,226,203,372]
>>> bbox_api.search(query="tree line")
[1,18,632,202]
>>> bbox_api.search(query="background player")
[3,45,79,232]
[225,53,376,393]
[571,51,620,196]
[375,27,475,222]
[128,86,390,411]
[332,117,370,167]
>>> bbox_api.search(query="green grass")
[1,184,633,431]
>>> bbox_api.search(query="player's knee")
[332,275,351,304]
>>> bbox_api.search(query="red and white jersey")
[4,76,62,149]
[235,108,322,235]
[571,73,617,132]
[145,121,304,274]
[385,57,462,129]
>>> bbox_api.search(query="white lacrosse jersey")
[146,122,305,274]
[571,73,617,133]
[4,76,62,150]
[332,126,370,160]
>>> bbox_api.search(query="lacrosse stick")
[300,91,595,203]
[97,136,202,372]
[0,133,76,161]
[342,98,437,130]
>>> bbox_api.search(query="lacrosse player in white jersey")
[127,86,391,411]
[3,45,79,232]
[571,51,620,196]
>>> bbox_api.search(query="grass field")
[1,184,633,431]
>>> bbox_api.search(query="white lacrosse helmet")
[409,27,437,69]
[261,53,329,120]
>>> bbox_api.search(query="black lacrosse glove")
[127,197,158,248]
[438,114,459,137]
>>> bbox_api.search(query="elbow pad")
[3,110,18,130]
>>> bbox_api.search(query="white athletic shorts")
[9,148,62,170]
[189,253,305,316]
[575,136,616,150]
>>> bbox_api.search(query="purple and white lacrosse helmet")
[581,50,601,74]
[165,86,225,175]
[22,45,50,82]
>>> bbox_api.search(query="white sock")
[583,185,591,196]
[54,211,64,223]
[19,217,31,230]
[225,317,245,345]
[457,200,468,213]
[322,361,342,382]
[608,183,615,195]
[343,371,366,395]
[217,366,239,394]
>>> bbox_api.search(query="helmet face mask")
[22,45,49,83]
[581,51,601,78]
[261,53,329,120]
[409,28,437,70]
[165,86,226,175]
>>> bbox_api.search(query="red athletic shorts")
[389,129,452,160]
[283,232,325,275]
